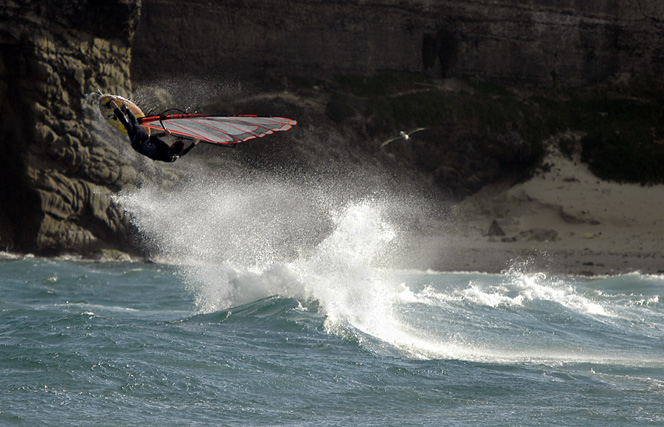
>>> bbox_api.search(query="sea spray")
[119,172,646,363]
[119,175,428,351]
[117,175,333,311]
[117,179,664,366]
[288,201,398,335]
[118,176,484,358]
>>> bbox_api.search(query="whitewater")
[2,169,663,426]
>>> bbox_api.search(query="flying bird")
[381,127,427,147]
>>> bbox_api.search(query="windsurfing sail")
[139,114,297,146]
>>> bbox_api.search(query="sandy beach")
[403,141,664,276]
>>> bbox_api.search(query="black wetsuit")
[113,107,196,162]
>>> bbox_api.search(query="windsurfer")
[110,98,199,162]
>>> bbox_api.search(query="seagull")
[381,127,427,147]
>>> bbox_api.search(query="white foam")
[117,174,663,366]
[118,176,400,314]
[287,201,399,332]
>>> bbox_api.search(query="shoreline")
[424,244,663,277]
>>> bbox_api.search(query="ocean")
[2,184,663,425]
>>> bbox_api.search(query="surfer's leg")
[120,108,149,144]
[127,110,148,140]
[125,109,140,128]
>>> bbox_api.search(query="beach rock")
[488,220,506,237]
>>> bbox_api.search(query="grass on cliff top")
[329,72,664,184]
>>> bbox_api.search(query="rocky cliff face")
[132,0,664,87]
[0,0,142,256]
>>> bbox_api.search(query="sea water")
[2,179,664,425]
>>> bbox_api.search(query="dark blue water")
[2,255,663,426]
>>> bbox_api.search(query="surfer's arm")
[179,138,199,157]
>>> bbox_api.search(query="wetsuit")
[113,107,196,162]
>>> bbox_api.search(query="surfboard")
[98,94,150,136]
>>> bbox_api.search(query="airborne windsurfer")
[109,98,199,162]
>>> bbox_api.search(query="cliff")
[132,0,664,87]
[0,0,142,256]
